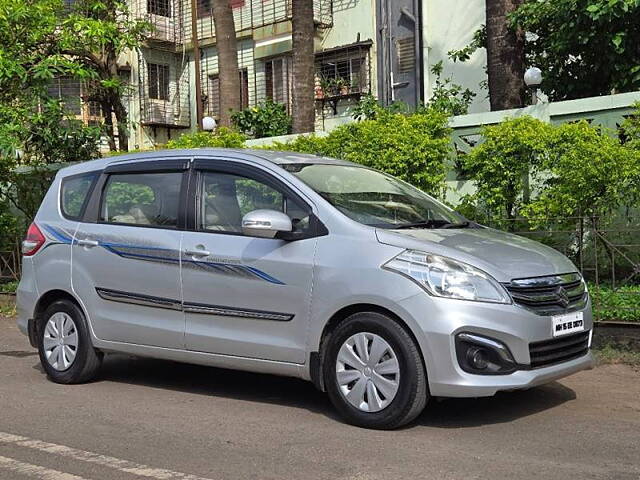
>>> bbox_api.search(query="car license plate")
[552,311,584,337]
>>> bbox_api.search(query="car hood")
[376,227,577,283]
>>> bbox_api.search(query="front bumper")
[397,292,595,398]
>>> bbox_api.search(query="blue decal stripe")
[245,266,286,285]
[42,224,73,244]
[104,247,180,264]
[43,223,285,285]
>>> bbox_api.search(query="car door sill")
[91,337,307,379]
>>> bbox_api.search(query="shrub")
[589,283,640,323]
[622,102,640,150]
[461,116,553,224]
[165,127,247,149]
[523,121,640,225]
[267,109,452,196]
[231,100,292,138]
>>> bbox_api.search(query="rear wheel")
[38,300,102,384]
[323,312,428,429]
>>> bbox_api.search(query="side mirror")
[242,209,293,239]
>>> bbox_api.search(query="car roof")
[57,148,356,177]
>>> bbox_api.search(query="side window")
[199,171,309,234]
[100,172,182,227]
[61,172,99,220]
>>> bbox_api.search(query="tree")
[60,0,152,151]
[0,100,101,220]
[0,0,84,104]
[485,0,526,110]
[510,0,640,101]
[291,0,316,133]
[212,0,241,127]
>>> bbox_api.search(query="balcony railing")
[136,0,333,46]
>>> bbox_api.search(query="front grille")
[529,331,590,368]
[504,273,588,316]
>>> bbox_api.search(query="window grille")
[47,77,82,116]
[263,56,291,108]
[205,69,250,118]
[148,63,170,100]
[147,0,171,16]
[315,42,371,98]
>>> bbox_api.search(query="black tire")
[37,299,102,384]
[323,312,429,430]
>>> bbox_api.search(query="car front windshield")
[283,163,466,229]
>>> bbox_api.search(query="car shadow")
[74,353,577,428]
[95,354,340,420]
[417,382,577,428]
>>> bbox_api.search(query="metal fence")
[482,215,640,322]
[0,249,20,283]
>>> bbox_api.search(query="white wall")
[422,0,489,113]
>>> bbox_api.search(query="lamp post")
[524,67,543,105]
[202,116,217,132]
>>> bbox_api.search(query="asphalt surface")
[1,315,639,480]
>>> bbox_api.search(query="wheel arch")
[309,302,428,392]
[34,289,85,325]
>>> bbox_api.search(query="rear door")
[71,159,188,348]
[180,158,319,364]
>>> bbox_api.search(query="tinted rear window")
[61,171,99,220]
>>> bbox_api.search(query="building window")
[315,43,371,97]
[148,0,171,17]
[197,0,211,18]
[206,69,249,118]
[148,63,170,100]
[264,57,290,106]
[47,77,82,115]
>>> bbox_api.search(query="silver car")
[17,149,593,429]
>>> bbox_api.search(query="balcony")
[184,0,333,43]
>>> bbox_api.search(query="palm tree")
[212,0,241,127]
[291,0,315,133]
[485,0,525,110]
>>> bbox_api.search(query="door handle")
[184,248,211,257]
[77,239,99,247]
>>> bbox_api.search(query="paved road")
[1,315,639,480]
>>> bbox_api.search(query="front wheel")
[323,312,428,429]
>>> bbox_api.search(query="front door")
[71,161,188,348]
[180,159,317,364]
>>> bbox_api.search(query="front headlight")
[383,250,511,304]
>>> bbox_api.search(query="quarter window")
[61,172,99,220]
[199,171,309,234]
[100,172,182,227]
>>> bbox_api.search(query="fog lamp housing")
[455,332,517,375]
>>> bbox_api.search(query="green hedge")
[266,109,452,196]
[589,284,640,323]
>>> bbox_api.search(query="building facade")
[48,0,488,150]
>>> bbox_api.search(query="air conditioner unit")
[148,16,174,42]
[148,101,175,125]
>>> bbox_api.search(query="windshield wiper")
[442,221,471,229]
[394,219,471,230]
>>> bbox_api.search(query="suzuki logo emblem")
[556,286,570,308]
